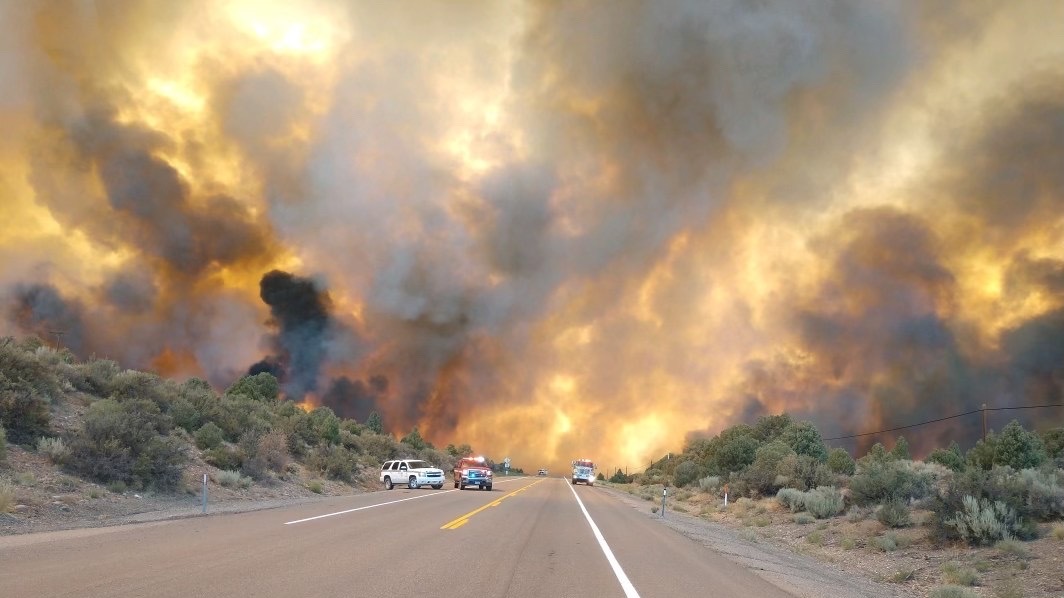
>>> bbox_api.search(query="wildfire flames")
[2,1,1063,467]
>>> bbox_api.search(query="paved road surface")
[0,477,796,597]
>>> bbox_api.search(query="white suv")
[380,459,446,490]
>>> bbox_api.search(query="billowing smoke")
[1,0,1063,467]
[7,283,87,354]
[251,270,334,397]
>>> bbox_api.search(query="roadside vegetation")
[607,411,1064,596]
[0,336,478,497]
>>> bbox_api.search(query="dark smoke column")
[252,270,332,398]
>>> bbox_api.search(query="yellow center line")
[441,479,546,530]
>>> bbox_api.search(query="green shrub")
[793,513,815,524]
[357,433,400,464]
[938,466,1063,524]
[66,398,186,490]
[610,469,632,484]
[698,475,720,491]
[890,436,910,460]
[194,422,225,450]
[995,421,1046,470]
[37,436,70,464]
[169,399,202,433]
[928,586,978,598]
[782,421,828,462]
[776,487,805,512]
[927,442,966,472]
[77,358,120,396]
[944,496,1022,545]
[672,460,700,487]
[1042,427,1064,459]
[969,421,1047,471]
[804,486,845,519]
[307,480,323,494]
[1017,467,1064,520]
[777,454,833,491]
[876,498,912,528]
[0,363,53,444]
[715,433,759,474]
[224,373,280,402]
[741,441,793,496]
[849,460,931,505]
[204,446,241,470]
[841,537,856,550]
[215,469,252,489]
[0,426,7,463]
[306,445,357,482]
[256,430,290,473]
[806,530,824,546]
[941,562,979,586]
[826,447,855,475]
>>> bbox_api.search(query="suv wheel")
[432,484,443,489]
[384,476,393,490]
[485,484,492,491]
[409,476,419,489]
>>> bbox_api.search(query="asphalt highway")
[0,477,795,597]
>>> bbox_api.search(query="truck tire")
[384,476,393,490]
[409,476,419,489]
[432,484,443,489]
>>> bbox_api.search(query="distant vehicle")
[380,459,445,490]
[571,459,595,485]
[537,469,548,476]
[454,456,493,491]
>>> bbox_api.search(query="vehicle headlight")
[487,471,493,476]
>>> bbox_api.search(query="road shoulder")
[596,485,904,598]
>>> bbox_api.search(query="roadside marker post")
[723,483,729,509]
[661,487,667,518]
[202,473,208,514]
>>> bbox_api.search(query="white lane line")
[285,490,456,525]
[566,483,641,598]
[284,477,527,525]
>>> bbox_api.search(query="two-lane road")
[0,477,793,597]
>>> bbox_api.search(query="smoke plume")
[2,0,1063,466]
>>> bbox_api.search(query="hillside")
[0,336,476,534]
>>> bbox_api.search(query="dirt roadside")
[597,484,906,598]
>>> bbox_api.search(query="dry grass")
[1051,524,1064,541]
[942,562,979,587]
[0,481,15,513]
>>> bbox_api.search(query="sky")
[2,0,1063,468]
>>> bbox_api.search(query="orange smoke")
[2,1,1064,469]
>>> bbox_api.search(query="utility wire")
[824,403,1064,441]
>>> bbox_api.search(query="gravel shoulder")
[597,485,905,598]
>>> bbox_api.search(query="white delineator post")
[723,482,729,508]
[661,487,667,518]
[201,473,208,514]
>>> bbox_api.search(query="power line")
[824,403,1064,441]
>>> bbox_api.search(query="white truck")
[380,459,446,490]
[571,458,595,485]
